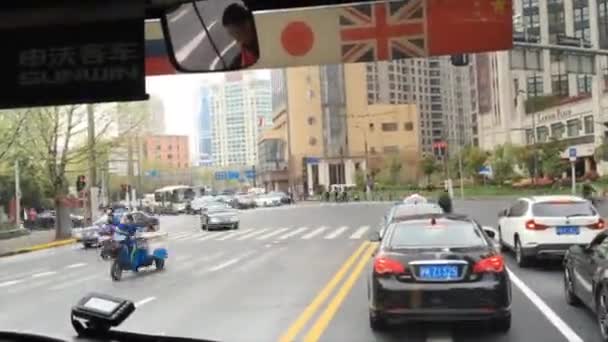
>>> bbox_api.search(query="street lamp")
[515,89,539,183]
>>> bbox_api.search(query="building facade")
[198,87,213,166]
[477,0,608,175]
[365,58,478,155]
[142,135,190,169]
[259,65,421,195]
[204,73,272,168]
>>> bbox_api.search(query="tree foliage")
[491,144,515,184]
[540,138,566,178]
[420,155,439,184]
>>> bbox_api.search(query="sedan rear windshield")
[532,202,596,217]
[389,222,486,247]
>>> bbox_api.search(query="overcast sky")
[144,70,270,162]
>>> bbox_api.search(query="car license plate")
[557,226,580,235]
[418,265,459,281]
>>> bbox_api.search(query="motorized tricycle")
[110,230,168,281]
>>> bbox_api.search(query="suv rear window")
[532,202,596,217]
[389,221,486,247]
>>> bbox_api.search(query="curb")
[0,238,76,258]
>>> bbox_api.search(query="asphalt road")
[0,200,606,341]
[165,2,240,71]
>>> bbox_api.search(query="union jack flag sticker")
[339,1,427,63]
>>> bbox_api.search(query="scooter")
[110,231,168,281]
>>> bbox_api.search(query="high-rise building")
[365,58,478,155]
[477,0,608,175]
[204,73,272,167]
[198,87,213,166]
[258,65,421,194]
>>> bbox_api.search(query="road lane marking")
[426,329,453,342]
[278,241,371,342]
[349,226,370,239]
[65,262,86,269]
[135,296,156,308]
[0,280,22,288]
[31,271,57,278]
[302,226,327,239]
[237,228,271,240]
[303,243,377,342]
[257,228,290,240]
[170,232,192,240]
[176,20,218,62]
[208,257,241,272]
[324,226,349,239]
[507,268,583,342]
[50,275,100,291]
[278,227,308,240]
[216,228,253,241]
[174,233,202,241]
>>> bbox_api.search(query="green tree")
[420,155,439,185]
[540,138,566,179]
[512,145,536,177]
[491,144,515,184]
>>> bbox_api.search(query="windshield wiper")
[565,214,589,218]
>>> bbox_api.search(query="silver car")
[200,202,239,231]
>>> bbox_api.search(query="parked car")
[269,191,292,204]
[232,194,256,209]
[200,202,239,231]
[498,195,605,267]
[254,193,282,207]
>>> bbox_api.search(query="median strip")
[278,241,370,342]
[0,238,76,257]
[303,242,377,342]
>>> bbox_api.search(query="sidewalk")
[0,230,64,255]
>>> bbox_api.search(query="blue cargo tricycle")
[110,230,168,281]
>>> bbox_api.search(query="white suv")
[498,195,604,267]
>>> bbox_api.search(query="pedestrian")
[438,189,453,213]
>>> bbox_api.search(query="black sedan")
[200,202,239,231]
[367,214,511,332]
[563,230,608,341]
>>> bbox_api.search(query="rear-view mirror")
[159,0,513,73]
[162,1,260,72]
[369,231,381,242]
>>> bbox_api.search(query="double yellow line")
[278,241,378,342]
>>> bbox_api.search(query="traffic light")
[76,175,86,192]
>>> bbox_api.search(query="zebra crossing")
[165,225,372,243]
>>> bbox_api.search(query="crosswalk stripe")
[237,228,271,240]
[216,228,253,241]
[174,232,203,241]
[302,226,327,239]
[349,226,370,239]
[257,227,290,240]
[278,227,308,240]
[324,226,349,239]
[197,231,229,241]
[170,232,191,240]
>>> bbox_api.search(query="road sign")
[227,171,240,180]
[569,147,577,162]
[245,170,256,179]
[145,170,159,177]
[305,157,320,165]
[214,171,226,181]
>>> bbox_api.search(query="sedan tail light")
[373,256,405,275]
[525,219,549,230]
[473,255,505,273]
[587,218,605,230]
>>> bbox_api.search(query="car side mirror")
[482,226,497,239]
[369,231,381,242]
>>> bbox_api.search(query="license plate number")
[556,226,580,235]
[418,265,459,281]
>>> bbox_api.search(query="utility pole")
[86,104,97,224]
[127,136,134,209]
[458,147,464,199]
[14,160,21,227]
